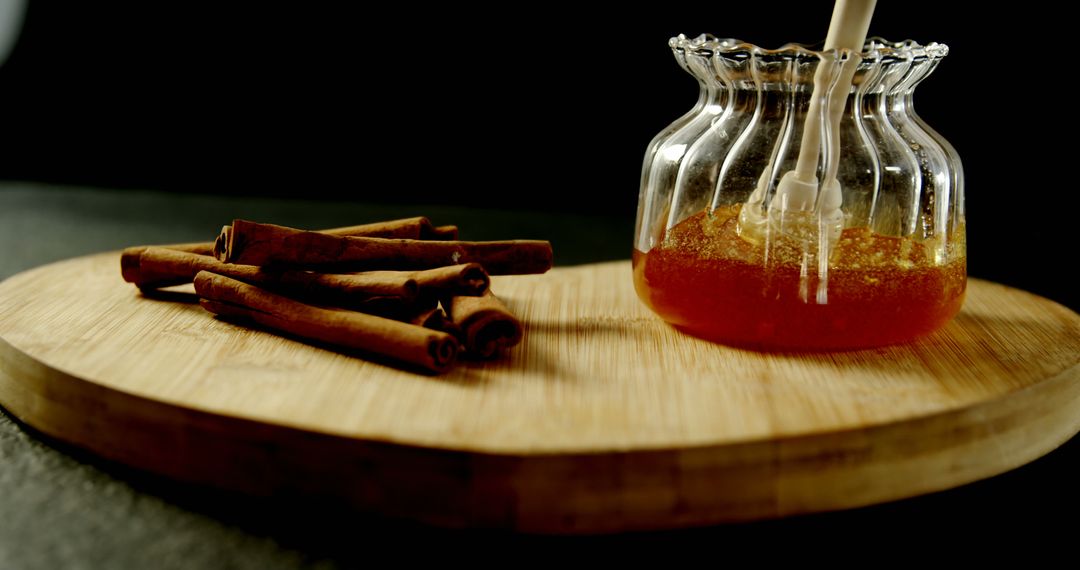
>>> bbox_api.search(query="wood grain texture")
[0,252,1078,533]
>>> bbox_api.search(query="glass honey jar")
[634,35,965,350]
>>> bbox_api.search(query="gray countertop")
[1,183,1075,565]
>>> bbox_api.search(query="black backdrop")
[0,2,1073,308]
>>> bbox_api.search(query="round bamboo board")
[0,252,1077,533]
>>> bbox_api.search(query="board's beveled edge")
[3,319,1079,533]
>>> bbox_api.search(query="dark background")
[0,2,1073,309]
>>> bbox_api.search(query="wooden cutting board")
[0,252,1077,533]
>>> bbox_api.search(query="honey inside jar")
[632,204,966,350]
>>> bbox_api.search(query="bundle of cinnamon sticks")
[120,217,552,373]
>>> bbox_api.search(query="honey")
[633,205,966,350]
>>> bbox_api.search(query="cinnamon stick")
[220,220,552,275]
[362,264,490,299]
[195,271,458,373]
[316,217,456,241]
[147,241,216,256]
[119,217,458,266]
[446,290,523,358]
[120,243,214,284]
[124,247,487,300]
[124,247,425,314]
[213,225,233,261]
[213,217,456,256]
[428,225,459,240]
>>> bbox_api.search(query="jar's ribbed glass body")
[633,36,965,350]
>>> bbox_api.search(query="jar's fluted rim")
[669,34,949,60]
